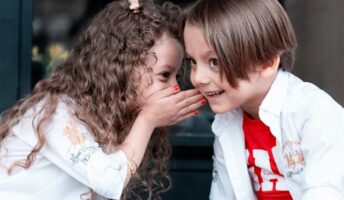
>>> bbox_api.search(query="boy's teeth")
[207,91,223,96]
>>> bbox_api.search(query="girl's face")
[139,34,183,101]
[184,23,271,116]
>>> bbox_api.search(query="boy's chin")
[209,104,233,114]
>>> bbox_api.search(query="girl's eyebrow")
[160,64,176,71]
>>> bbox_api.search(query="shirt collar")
[259,69,289,116]
[212,109,242,137]
[212,70,290,136]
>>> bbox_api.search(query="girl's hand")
[139,85,205,128]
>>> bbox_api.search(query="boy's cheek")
[189,73,197,88]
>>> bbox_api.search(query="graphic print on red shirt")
[242,112,292,200]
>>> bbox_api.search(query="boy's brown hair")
[184,0,297,87]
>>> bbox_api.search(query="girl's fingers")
[176,98,205,116]
[176,93,204,108]
[174,110,200,124]
[173,89,201,102]
[157,84,180,98]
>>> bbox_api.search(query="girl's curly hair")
[0,0,183,199]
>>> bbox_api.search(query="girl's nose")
[170,80,178,88]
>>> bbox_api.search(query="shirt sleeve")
[11,102,128,199]
[299,91,344,200]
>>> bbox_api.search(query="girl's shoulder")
[11,95,86,145]
[14,95,77,132]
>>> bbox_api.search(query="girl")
[183,0,344,199]
[0,0,204,199]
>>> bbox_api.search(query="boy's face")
[184,23,274,116]
[138,34,183,102]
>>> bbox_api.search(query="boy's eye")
[210,58,219,68]
[176,73,181,80]
[186,58,196,66]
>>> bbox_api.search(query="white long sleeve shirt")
[0,99,128,200]
[209,70,344,200]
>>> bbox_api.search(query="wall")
[287,0,344,106]
[0,0,32,112]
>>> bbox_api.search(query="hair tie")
[128,0,140,14]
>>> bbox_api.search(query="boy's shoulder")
[283,71,343,116]
[281,72,344,140]
[285,72,319,103]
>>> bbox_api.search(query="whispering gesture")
[140,85,205,128]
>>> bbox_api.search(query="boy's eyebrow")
[203,50,216,57]
[185,50,215,58]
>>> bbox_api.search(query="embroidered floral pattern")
[64,121,98,166]
[69,146,97,166]
[64,122,86,148]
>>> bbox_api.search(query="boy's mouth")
[204,90,225,97]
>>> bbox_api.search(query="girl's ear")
[260,54,280,77]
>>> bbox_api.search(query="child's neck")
[244,109,260,119]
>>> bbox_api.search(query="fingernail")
[201,99,206,105]
[194,110,199,115]
[174,86,180,91]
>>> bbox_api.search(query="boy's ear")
[260,54,280,77]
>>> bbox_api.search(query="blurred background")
[0,0,343,199]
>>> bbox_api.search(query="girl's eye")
[210,58,219,68]
[159,72,170,80]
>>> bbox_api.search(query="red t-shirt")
[242,112,293,200]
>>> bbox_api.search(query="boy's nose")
[191,67,210,86]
